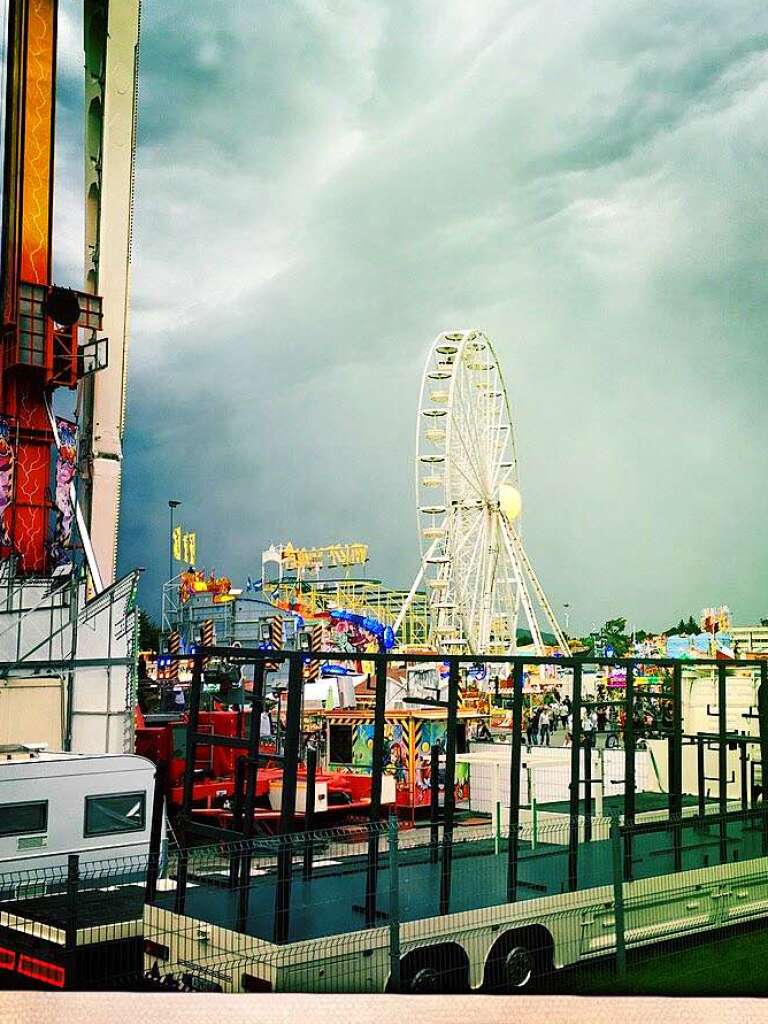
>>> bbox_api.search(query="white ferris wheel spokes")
[408,329,569,657]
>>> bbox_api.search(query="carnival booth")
[323,706,480,815]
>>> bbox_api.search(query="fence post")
[758,661,768,856]
[717,663,728,864]
[670,662,683,871]
[506,659,524,902]
[365,654,388,925]
[610,814,626,981]
[65,853,79,987]
[567,662,583,891]
[388,815,401,993]
[439,658,460,916]
[623,664,635,881]
[229,755,246,888]
[430,743,440,864]
[145,762,166,903]
[303,744,317,881]
[273,651,303,944]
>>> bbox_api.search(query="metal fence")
[2,803,768,993]
[6,647,768,992]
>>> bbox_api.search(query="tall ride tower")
[0,0,106,576]
[0,0,142,755]
[79,0,141,588]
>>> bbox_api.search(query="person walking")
[539,707,551,747]
[582,710,595,749]
[597,705,607,733]
[525,711,535,752]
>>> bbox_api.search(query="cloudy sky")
[52,0,768,634]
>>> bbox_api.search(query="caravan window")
[0,800,47,837]
[84,792,146,836]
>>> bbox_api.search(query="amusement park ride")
[0,0,141,754]
[395,331,570,658]
[0,5,571,857]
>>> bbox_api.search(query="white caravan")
[0,746,159,875]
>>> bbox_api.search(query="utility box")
[268,778,328,814]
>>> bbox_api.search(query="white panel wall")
[465,744,650,814]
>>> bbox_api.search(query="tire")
[484,928,553,994]
[489,945,533,989]
[408,965,443,994]
[396,945,470,994]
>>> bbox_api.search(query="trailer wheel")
[483,927,554,993]
[392,944,470,994]
[409,965,442,993]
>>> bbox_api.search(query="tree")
[601,617,630,656]
[138,609,161,652]
[662,615,700,637]
[575,617,631,657]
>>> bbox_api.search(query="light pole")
[168,500,181,584]
[563,603,570,634]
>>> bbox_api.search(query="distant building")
[730,624,768,658]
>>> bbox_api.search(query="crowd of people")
[516,685,675,751]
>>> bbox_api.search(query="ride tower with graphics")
[0,0,141,754]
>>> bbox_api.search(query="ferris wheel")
[395,330,570,657]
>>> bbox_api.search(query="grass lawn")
[551,921,768,996]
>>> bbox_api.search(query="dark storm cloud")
[86,0,768,631]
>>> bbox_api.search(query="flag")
[172,525,182,561]
[182,531,196,564]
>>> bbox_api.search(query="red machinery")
[135,708,393,832]
[135,708,275,799]
[0,0,107,574]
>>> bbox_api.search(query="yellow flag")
[183,531,197,565]
[172,525,182,561]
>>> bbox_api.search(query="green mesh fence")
[1,808,767,993]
